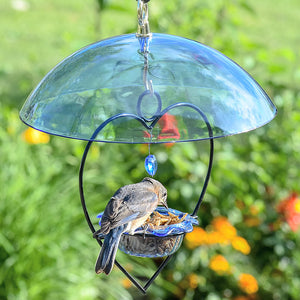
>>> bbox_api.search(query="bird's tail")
[95,224,127,275]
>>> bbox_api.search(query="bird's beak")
[162,200,168,210]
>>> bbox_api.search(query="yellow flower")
[295,199,300,213]
[212,216,237,240]
[209,254,231,275]
[187,273,199,289]
[185,227,207,249]
[22,127,50,144]
[238,273,258,294]
[121,278,132,289]
[232,236,251,255]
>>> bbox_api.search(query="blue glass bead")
[145,154,157,176]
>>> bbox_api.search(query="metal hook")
[143,53,154,95]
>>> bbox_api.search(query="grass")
[236,0,300,89]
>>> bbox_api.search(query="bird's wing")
[101,190,158,231]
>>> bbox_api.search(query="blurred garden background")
[1,0,300,299]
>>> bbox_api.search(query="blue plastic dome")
[20,33,276,143]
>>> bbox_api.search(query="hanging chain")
[136,0,153,93]
[136,0,152,38]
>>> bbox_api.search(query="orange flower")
[185,227,207,249]
[238,273,258,294]
[277,193,300,231]
[212,216,237,240]
[231,236,251,255]
[206,231,229,245]
[22,127,50,144]
[209,255,231,275]
[185,218,250,255]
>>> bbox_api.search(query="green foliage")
[1,0,300,299]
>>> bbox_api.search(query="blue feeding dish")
[19,33,276,144]
[97,207,198,257]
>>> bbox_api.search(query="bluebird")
[94,177,168,275]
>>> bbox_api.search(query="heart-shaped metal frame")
[79,101,214,294]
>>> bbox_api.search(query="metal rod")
[79,139,96,233]
[149,102,214,216]
[144,255,174,291]
[94,238,147,294]
[192,138,214,216]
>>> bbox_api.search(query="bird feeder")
[19,0,277,294]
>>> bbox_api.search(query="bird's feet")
[93,229,105,239]
[142,224,150,239]
[133,224,150,238]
